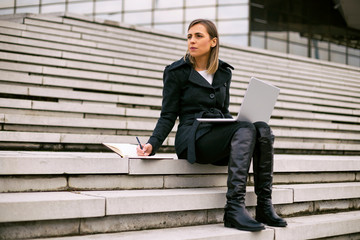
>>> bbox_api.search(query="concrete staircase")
[0,13,360,239]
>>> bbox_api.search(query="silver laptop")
[197,77,280,123]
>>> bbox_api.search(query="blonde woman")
[137,19,287,231]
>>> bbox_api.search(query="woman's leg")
[253,121,287,227]
[196,122,265,231]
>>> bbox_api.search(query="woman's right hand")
[137,143,153,156]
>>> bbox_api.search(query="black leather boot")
[224,124,265,232]
[253,122,287,227]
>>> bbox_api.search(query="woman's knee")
[254,121,274,140]
[233,121,256,139]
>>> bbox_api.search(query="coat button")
[209,93,215,99]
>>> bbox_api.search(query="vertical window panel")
[219,0,248,4]
[218,20,248,35]
[330,43,346,53]
[124,11,151,24]
[348,47,359,56]
[16,6,39,13]
[289,43,307,57]
[218,5,248,19]
[154,23,183,34]
[41,3,66,13]
[95,13,122,22]
[289,32,307,44]
[155,0,183,9]
[42,0,66,3]
[0,9,14,14]
[185,7,215,21]
[267,31,287,41]
[222,35,248,46]
[17,0,39,6]
[0,0,15,8]
[348,55,360,67]
[68,1,93,15]
[250,34,265,49]
[268,38,287,53]
[95,0,122,14]
[154,9,183,23]
[317,48,329,61]
[124,0,152,11]
[186,0,216,7]
[331,52,346,65]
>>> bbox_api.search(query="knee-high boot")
[253,122,287,227]
[224,124,265,232]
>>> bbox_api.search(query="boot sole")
[224,220,266,232]
[256,218,287,227]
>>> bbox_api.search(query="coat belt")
[186,109,224,164]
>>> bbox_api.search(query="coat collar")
[167,57,234,71]
[188,58,234,89]
[167,57,234,89]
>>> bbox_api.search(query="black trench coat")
[147,57,234,163]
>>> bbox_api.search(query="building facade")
[1,0,359,67]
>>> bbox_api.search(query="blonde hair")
[185,19,219,74]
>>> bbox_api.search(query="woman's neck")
[194,56,209,71]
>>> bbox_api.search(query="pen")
[136,136,143,150]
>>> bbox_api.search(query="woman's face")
[187,23,217,61]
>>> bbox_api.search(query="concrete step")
[2,130,360,152]
[0,152,359,192]
[2,16,360,95]
[1,151,359,176]
[1,182,360,223]
[1,33,360,107]
[23,14,360,82]
[2,98,360,134]
[1,96,360,135]
[2,113,360,142]
[24,211,360,240]
[0,187,285,223]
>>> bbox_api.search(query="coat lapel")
[186,59,234,89]
[212,67,231,88]
[188,68,213,89]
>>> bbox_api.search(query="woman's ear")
[211,37,217,48]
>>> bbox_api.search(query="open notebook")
[103,143,174,159]
[197,77,280,123]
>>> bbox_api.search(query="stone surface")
[164,175,227,188]
[274,211,360,240]
[0,219,80,240]
[69,175,164,190]
[82,188,228,215]
[0,151,128,174]
[30,223,275,240]
[81,187,292,216]
[24,211,360,240]
[80,210,208,234]
[275,202,314,217]
[0,176,67,192]
[279,182,360,202]
[273,155,360,172]
[129,158,227,175]
[315,199,358,212]
[0,192,105,222]
[271,172,356,184]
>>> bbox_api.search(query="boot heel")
[224,220,233,228]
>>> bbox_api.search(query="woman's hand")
[137,143,153,156]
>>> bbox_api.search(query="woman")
[137,19,287,232]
